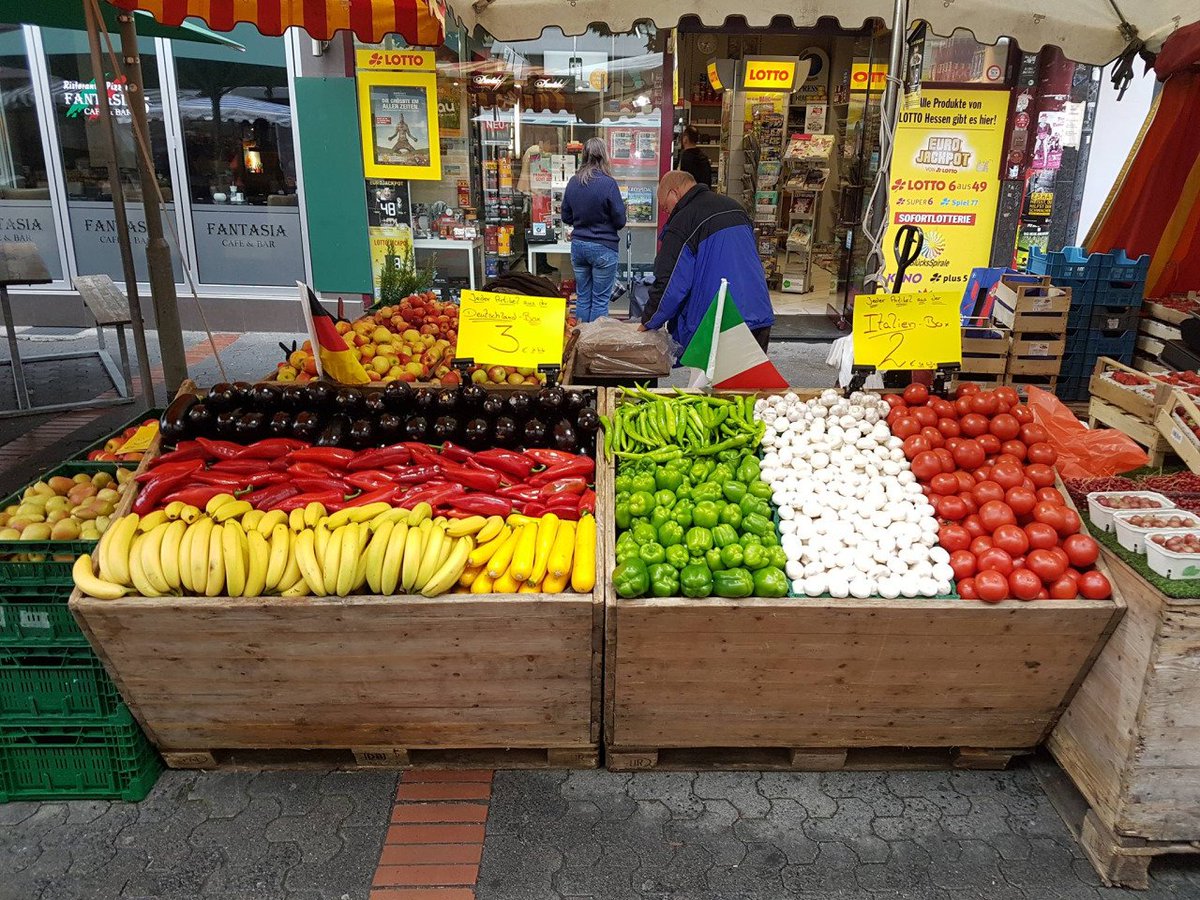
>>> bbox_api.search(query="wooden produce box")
[1087,358,1172,467]
[991,276,1071,332]
[1048,546,1200,887]
[1154,388,1200,475]
[1007,334,1067,378]
[960,319,1010,377]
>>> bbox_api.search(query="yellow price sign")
[116,422,159,455]
[852,291,962,371]
[457,290,567,369]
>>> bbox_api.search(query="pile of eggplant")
[161,381,601,455]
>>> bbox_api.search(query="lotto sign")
[356,49,435,71]
[743,57,799,91]
[850,60,888,92]
[457,290,567,369]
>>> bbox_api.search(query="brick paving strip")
[371,769,494,900]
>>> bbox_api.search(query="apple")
[371,356,390,375]
[470,368,489,385]
[487,365,507,384]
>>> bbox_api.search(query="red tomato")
[1077,570,1112,600]
[937,495,968,521]
[1000,441,1027,462]
[970,391,999,417]
[970,535,995,554]
[993,524,1030,557]
[939,524,971,552]
[956,382,981,398]
[1049,574,1079,599]
[937,417,961,438]
[920,426,945,448]
[887,406,907,427]
[1012,405,1034,424]
[958,493,978,516]
[1063,534,1100,567]
[930,398,957,419]
[1027,442,1058,465]
[944,436,964,454]
[949,550,977,580]
[933,448,956,473]
[1024,522,1059,550]
[1037,590,1050,600]
[1033,502,1068,532]
[883,394,906,408]
[892,417,921,440]
[1049,546,1071,570]
[960,413,990,437]
[991,463,1024,490]
[979,500,1017,531]
[953,396,974,417]
[910,451,942,481]
[903,383,930,406]
[1036,487,1065,505]
[1005,486,1038,516]
[973,466,993,482]
[988,413,1020,441]
[957,577,979,600]
[962,515,987,538]
[972,480,1006,505]
[1019,423,1049,445]
[931,473,959,496]
[996,386,1020,407]
[1025,463,1056,488]
[913,406,939,427]
[1026,548,1067,583]
[975,570,1009,603]
[953,471,976,493]
[902,435,931,459]
[977,547,1015,576]
[1009,568,1042,601]
[977,433,1002,456]
[996,402,1011,415]
[951,439,985,470]
[1057,507,1082,537]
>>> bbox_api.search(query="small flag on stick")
[678,279,787,389]
[298,282,370,385]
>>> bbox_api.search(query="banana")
[506,513,538,528]
[241,509,264,533]
[469,525,512,568]
[421,537,474,597]
[222,520,247,597]
[213,500,253,524]
[381,522,407,595]
[264,524,290,591]
[509,523,538,583]
[314,521,331,563]
[400,523,426,591]
[73,553,128,600]
[368,507,410,531]
[179,504,203,525]
[139,524,172,594]
[281,579,311,598]
[322,525,345,596]
[547,520,576,579]
[347,502,393,524]
[414,526,446,590]
[485,526,522,579]
[243,528,269,598]
[257,509,288,536]
[469,570,495,594]
[159,520,187,591]
[137,510,169,533]
[476,515,505,544]
[323,508,355,530]
[188,517,214,596]
[293,528,326,596]
[204,524,225,597]
[407,502,432,526]
[364,520,394,594]
[337,524,363,596]
[164,500,187,521]
[128,534,162,597]
[205,493,239,517]
[437,529,453,568]
[277,566,307,593]
[353,524,370,589]
[178,520,197,593]
[446,516,487,538]
[277,533,302,595]
[95,515,118,583]
[289,507,307,532]
[303,501,326,529]
[458,564,483,588]
[433,516,448,528]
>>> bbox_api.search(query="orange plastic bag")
[1024,386,1148,478]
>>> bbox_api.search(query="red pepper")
[291,477,349,494]
[272,490,345,513]
[146,442,206,467]
[286,447,356,469]
[473,449,534,479]
[498,484,543,502]
[440,463,501,493]
[345,470,392,491]
[268,457,290,472]
[525,448,584,467]
[440,493,512,517]
[439,442,472,463]
[538,478,587,499]
[193,470,254,488]
[245,472,286,488]
[133,470,196,514]
[554,508,581,521]
[288,461,341,480]
[210,458,270,474]
[401,442,440,463]
[545,494,581,511]
[401,483,463,508]
[521,500,548,517]
[577,489,596,516]
[195,437,243,460]
[234,437,308,460]
[347,445,412,471]
[249,483,300,510]
[344,484,401,507]
[529,457,595,486]
[390,464,442,484]
[160,485,229,508]
[135,458,203,482]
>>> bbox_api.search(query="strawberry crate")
[0,645,122,719]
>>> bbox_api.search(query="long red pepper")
[391,464,441,484]
[440,442,472,463]
[210,458,270,474]
[272,490,344,513]
[473,449,533,479]
[538,477,587,498]
[291,477,349,494]
[347,445,412,470]
[133,470,196,514]
[577,489,596,516]
[525,448,583,467]
[146,443,206,467]
[159,485,229,508]
[135,459,203,482]
[497,484,542,502]
[286,447,356,468]
[345,470,392,491]
[344,484,401,507]
[440,493,512,517]
[288,461,341,480]
[440,463,501,493]
[529,457,594,485]
[233,438,307,460]
[249,483,300,510]
[195,437,243,460]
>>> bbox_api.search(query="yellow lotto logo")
[743,60,796,90]
[356,49,435,71]
[851,62,888,91]
[707,61,723,91]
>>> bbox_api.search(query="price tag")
[852,291,962,371]
[457,290,567,369]
[116,422,158,455]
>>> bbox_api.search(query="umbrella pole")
[83,0,156,405]
[116,11,188,395]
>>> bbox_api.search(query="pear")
[50,519,81,541]
[21,523,52,541]
[47,475,75,494]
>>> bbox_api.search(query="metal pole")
[83,0,155,405]
[117,11,187,395]
[863,0,910,262]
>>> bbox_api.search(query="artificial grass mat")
[1085,515,1200,599]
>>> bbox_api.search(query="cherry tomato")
[1049,574,1079,599]
[993,524,1030,557]
[944,436,964,454]
[979,500,1017,531]
[933,448,956,473]
[951,439,985,470]
[949,550,977,580]
[954,470,977,493]
[892,417,921,440]
[931,473,959,496]
[1057,507,1082,537]
[989,413,1020,441]
[910,451,942,481]
[973,466,993,483]
[1020,423,1049,445]
[930,398,957,419]
[937,495,968,521]
[972,480,1006,505]
[1009,568,1042,601]
[975,570,1009,603]
[937,417,961,438]
[902,435,931,459]
[883,394,906,408]
[1063,533,1100,567]
[1036,487,1065,505]
[977,433,1002,456]
[978,547,1015,576]
[1026,548,1068,583]
[1005,486,1038,516]
[939,524,971,552]
[960,413,989,437]
[1012,405,1035,424]
[1027,442,1058,466]
[1033,502,1068,533]
[921,426,945,448]
[1078,570,1112,600]
[991,463,1024,490]
[970,391,999,417]
[913,406,939,427]
[1024,522,1059,550]
[996,386,1020,407]
[970,535,995,555]
[903,383,929,406]
[1025,463,1055,488]
[962,515,987,539]
[956,382,981,398]
[957,577,979,600]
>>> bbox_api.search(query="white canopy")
[453,0,1195,65]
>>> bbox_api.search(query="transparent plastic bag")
[1024,386,1149,478]
[574,317,676,376]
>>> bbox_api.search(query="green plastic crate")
[0,594,85,646]
[72,408,164,460]
[0,645,121,719]
[0,705,162,802]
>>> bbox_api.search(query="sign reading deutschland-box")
[457,290,566,369]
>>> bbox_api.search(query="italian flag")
[679,280,787,389]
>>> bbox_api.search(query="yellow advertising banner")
[358,68,441,181]
[850,60,888,92]
[457,290,566,369]
[852,290,963,370]
[883,88,1009,292]
[355,49,436,72]
[743,58,797,91]
[743,91,786,123]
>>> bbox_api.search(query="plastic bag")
[1024,386,1149,478]
[575,316,675,376]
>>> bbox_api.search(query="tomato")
[1026,548,1067,583]
[1032,502,1068,533]
[1005,486,1038,516]
[972,480,1006,505]
[1049,574,1079,599]
[931,473,959,496]
[937,495,968,521]
[956,382,981,398]
[1001,441,1027,462]
[975,570,1009,603]
[958,493,978,516]
[920,426,945,448]
[962,515,987,538]
[957,577,979,600]
[953,471,976,493]
[979,500,1017,531]
[883,394,906,408]
[960,413,990,437]
[939,524,972,552]
[1036,487,1065,505]
[993,524,1030,557]
[937,417,961,438]
[1037,590,1050,600]
[949,550,977,580]
[1024,522,1059,550]
[951,439,985,470]
[903,383,929,405]
[892,417,921,440]
[1063,534,1100,567]
[1019,423,1049,445]
[1049,546,1071,571]
[1009,568,1042,601]
[887,406,907,427]
[978,547,1015,577]
[996,386,1020,407]
[973,466,993,482]
[1027,442,1058,466]
[970,391,999,417]
[902,435,931,459]
[930,398,957,419]
[991,463,1024,491]
[910,451,942,481]
[1012,405,1034,424]
[970,535,995,554]
[913,406,939,427]
[944,436,964,453]
[1078,570,1112,600]
[988,413,1020,441]
[1025,463,1055,488]
[1057,507,1082,537]
[977,433,1002,456]
[933,448,957,473]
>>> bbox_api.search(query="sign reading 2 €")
[742,57,799,91]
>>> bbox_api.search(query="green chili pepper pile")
[599,387,767,461]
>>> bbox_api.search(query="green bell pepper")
[616,531,637,553]
[767,546,788,569]
[680,563,713,598]
[655,468,684,492]
[671,500,694,529]
[665,457,690,473]
[740,533,762,548]
[685,526,713,554]
[631,521,658,546]
[718,504,743,529]
[693,501,720,529]
[739,495,771,519]
[613,558,650,598]
[649,562,680,597]
[638,541,666,566]
[705,547,725,571]
[722,481,748,504]
[736,456,761,484]
[654,489,676,510]
[629,491,656,518]
[675,481,692,500]
[720,543,745,568]
[615,542,640,564]
[665,544,690,570]
[742,513,773,537]
[749,480,774,500]
[742,543,769,570]
[615,473,634,494]
[649,506,672,529]
[689,459,714,482]
[760,530,780,547]
[713,567,754,598]
[657,520,684,548]
[691,482,723,503]
[753,566,789,598]
[708,463,734,484]
[711,523,739,548]
[615,501,632,531]
[630,472,657,495]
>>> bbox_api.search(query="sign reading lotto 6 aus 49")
[883,89,1009,293]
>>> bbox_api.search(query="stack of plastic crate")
[0,463,161,804]
[1027,246,1150,402]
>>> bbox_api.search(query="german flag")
[301,285,370,385]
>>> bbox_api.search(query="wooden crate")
[1154,388,1200,474]
[960,321,1009,376]
[992,277,1071,332]
[1143,300,1196,326]
[1088,357,1168,422]
[1048,546,1200,886]
[1140,317,1182,344]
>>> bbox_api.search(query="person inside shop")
[561,137,626,323]
[639,170,774,356]
[677,126,713,187]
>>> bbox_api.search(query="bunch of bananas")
[457,511,595,595]
[72,494,487,601]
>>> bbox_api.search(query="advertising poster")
[365,179,411,228]
[884,89,1009,292]
[356,51,441,181]
[368,224,415,302]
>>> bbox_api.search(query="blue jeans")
[571,238,619,323]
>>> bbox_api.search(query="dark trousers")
[751,326,771,353]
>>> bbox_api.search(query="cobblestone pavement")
[477,766,1200,900]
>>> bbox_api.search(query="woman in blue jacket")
[561,138,626,322]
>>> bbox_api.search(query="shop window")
[0,26,62,278]
[173,24,303,287]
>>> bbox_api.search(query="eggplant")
[292,410,321,442]
[377,412,403,442]
[552,418,578,453]
[383,379,415,412]
[215,408,241,438]
[236,411,266,441]
[307,381,334,407]
[523,417,547,446]
[436,388,460,414]
[186,401,213,436]
[231,381,254,404]
[413,388,436,413]
[334,388,363,416]
[574,407,600,435]
[206,382,235,409]
[348,418,375,449]
[281,383,308,410]
[250,383,280,410]
[160,393,198,441]
[493,416,517,447]
[403,415,429,441]
[463,417,489,447]
[315,415,350,447]
[432,415,459,442]
[268,411,293,437]
[461,383,487,408]
[481,395,505,419]
[538,386,565,414]
[363,392,387,416]
[508,391,531,417]
[564,390,588,413]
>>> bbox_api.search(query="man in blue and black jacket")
[640,171,774,354]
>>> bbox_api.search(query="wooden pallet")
[162,745,599,771]
[1089,397,1170,467]
[606,745,1032,773]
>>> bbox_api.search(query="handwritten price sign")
[853,291,962,370]
[457,290,567,369]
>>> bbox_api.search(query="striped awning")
[110,0,444,45]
